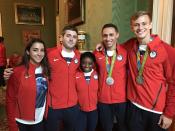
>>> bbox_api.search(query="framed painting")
[67,0,85,26]
[15,3,44,25]
[22,30,41,45]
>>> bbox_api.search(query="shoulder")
[122,37,137,51]
[47,46,60,55]
[93,49,104,58]
[9,65,25,81]
[117,44,127,54]
[13,65,25,74]
[75,70,83,79]
[74,49,81,58]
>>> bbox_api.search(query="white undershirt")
[139,44,147,51]
[84,69,94,77]
[61,49,75,58]
[106,50,114,57]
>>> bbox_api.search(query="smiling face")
[62,30,78,51]
[81,57,94,73]
[102,27,119,50]
[27,42,45,65]
[131,15,152,43]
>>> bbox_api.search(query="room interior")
[0,0,175,130]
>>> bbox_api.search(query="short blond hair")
[130,11,152,23]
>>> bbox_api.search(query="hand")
[4,68,14,80]
[158,114,173,129]
[96,42,104,51]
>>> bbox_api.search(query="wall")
[59,0,112,50]
[78,0,112,50]
[58,0,152,49]
[112,0,152,43]
[0,0,56,56]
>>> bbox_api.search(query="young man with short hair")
[125,11,175,131]
[94,23,128,131]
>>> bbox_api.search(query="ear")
[59,35,63,41]
[116,32,120,39]
[26,50,29,55]
[149,22,153,30]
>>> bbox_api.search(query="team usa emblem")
[74,59,79,64]
[117,55,123,61]
[149,51,157,58]
[93,74,98,80]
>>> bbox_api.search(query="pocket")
[151,83,163,110]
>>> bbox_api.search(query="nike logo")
[98,57,104,60]
[53,58,59,61]
[76,76,81,79]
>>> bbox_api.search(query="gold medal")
[106,76,114,85]
[136,75,144,85]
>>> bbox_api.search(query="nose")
[69,36,73,41]
[106,35,110,41]
[138,24,144,29]
[37,51,43,56]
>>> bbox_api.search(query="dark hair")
[21,38,51,80]
[62,24,78,36]
[0,36,4,43]
[102,23,119,33]
[80,52,96,71]
[130,11,152,23]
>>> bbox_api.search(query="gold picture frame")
[15,3,44,25]
[0,13,2,36]
[22,30,41,45]
[67,0,85,26]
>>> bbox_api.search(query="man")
[94,23,127,131]
[125,11,175,131]
[4,25,80,131]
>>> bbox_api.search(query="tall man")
[94,23,128,131]
[125,11,175,131]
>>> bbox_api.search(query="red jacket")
[47,46,80,109]
[125,35,175,118]
[76,70,98,112]
[6,63,48,131]
[0,43,6,66]
[94,45,127,104]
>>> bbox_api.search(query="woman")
[75,52,98,131]
[6,38,51,131]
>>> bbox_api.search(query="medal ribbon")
[105,51,116,77]
[136,48,149,77]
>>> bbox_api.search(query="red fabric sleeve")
[163,44,175,118]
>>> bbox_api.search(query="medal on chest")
[105,51,116,86]
[136,48,149,85]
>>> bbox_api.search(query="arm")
[6,73,19,131]
[158,47,175,129]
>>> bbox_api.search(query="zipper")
[152,83,163,110]
[49,88,53,107]
[88,84,90,108]
[67,64,70,105]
